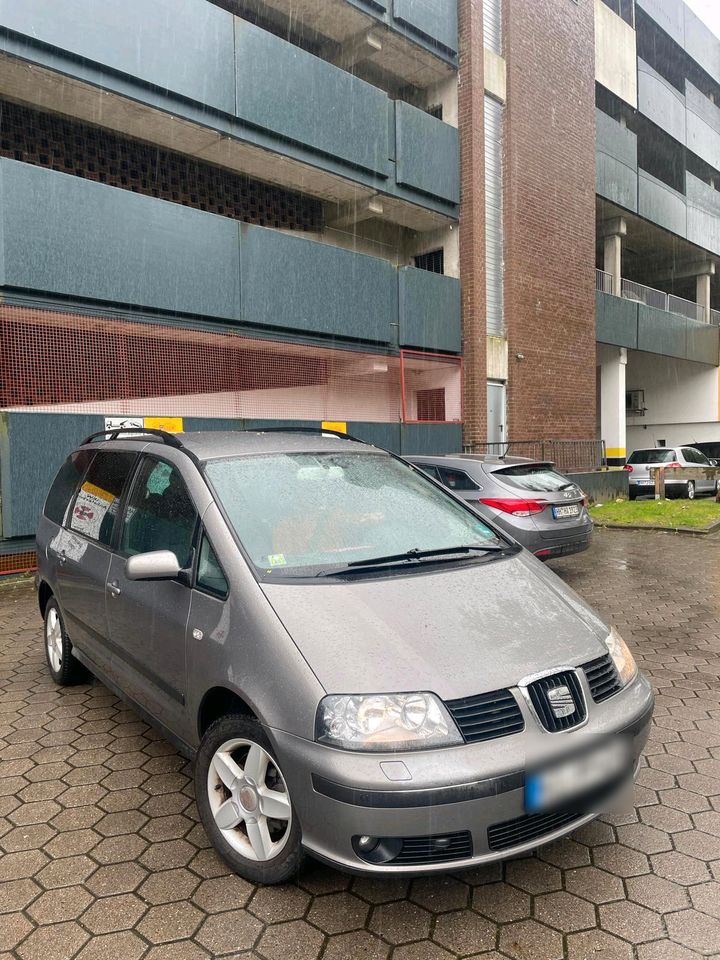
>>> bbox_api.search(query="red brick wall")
[458,0,487,448]
[504,0,597,440]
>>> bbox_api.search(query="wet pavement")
[1,527,720,959]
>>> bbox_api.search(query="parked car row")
[624,446,719,500]
[35,428,652,883]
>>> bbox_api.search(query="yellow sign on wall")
[321,421,347,434]
[144,417,184,433]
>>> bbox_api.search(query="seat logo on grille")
[547,685,576,718]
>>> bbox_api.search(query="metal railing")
[595,268,614,294]
[464,439,607,473]
[595,272,712,324]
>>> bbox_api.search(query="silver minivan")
[36,429,654,883]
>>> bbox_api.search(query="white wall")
[595,0,638,108]
[625,352,719,450]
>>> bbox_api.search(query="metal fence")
[621,278,667,310]
[595,268,614,294]
[668,294,705,323]
[464,439,607,473]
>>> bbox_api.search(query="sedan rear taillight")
[623,464,633,473]
[667,461,682,469]
[479,498,547,517]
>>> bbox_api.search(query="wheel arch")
[37,580,54,617]
[197,686,259,739]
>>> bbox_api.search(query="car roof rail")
[255,426,371,445]
[81,427,184,449]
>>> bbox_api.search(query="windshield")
[495,464,575,493]
[206,451,502,577]
[627,449,675,464]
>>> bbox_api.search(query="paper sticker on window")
[267,554,287,566]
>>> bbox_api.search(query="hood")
[261,552,610,700]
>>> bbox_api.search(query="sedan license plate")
[552,503,581,519]
[525,737,631,813]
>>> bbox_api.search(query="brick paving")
[1,527,720,959]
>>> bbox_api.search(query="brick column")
[458,0,487,449]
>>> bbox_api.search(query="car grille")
[526,671,586,732]
[584,653,622,703]
[487,805,585,851]
[445,688,525,743]
[392,831,473,865]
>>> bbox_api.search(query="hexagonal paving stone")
[637,941,706,960]
[92,833,148,865]
[673,828,720,861]
[135,901,205,944]
[139,839,195,871]
[639,804,693,833]
[593,843,650,878]
[666,909,720,955]
[626,874,691,913]
[537,837,591,869]
[307,891,370,934]
[81,892,147,934]
[143,943,209,960]
[248,882,310,922]
[35,854,96,889]
[189,873,252,912]
[27,886,94,925]
[505,857,562,894]
[498,919,563,960]
[473,882,531,922]
[15,920,89,960]
[138,867,201,906]
[615,822,673,854]
[42,828,99,859]
[352,876,410,904]
[257,919,324,960]
[75,931,147,960]
[432,909,495,955]
[533,891,596,932]
[651,850,712,885]
[690,880,720,919]
[0,877,41,914]
[566,928,633,960]
[85,862,148,897]
[564,864,625,904]
[321,930,390,960]
[195,909,263,954]
[599,900,665,944]
[409,876,469,913]
[369,900,432,945]
[0,823,55,852]
[0,912,35,952]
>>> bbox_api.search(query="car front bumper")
[268,672,654,875]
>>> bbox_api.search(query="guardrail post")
[655,467,665,501]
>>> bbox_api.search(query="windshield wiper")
[314,544,511,577]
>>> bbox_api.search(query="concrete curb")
[593,519,720,536]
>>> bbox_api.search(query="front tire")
[195,715,303,885]
[686,480,695,500]
[44,597,87,685]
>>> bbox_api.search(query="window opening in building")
[413,249,445,274]
[416,388,446,422]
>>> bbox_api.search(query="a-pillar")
[600,346,627,466]
[602,217,627,296]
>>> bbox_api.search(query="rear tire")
[195,714,303,885]
[628,488,637,501]
[44,597,87,685]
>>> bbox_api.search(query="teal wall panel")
[239,224,397,344]
[0,159,241,320]
[686,321,720,365]
[0,0,235,114]
[398,267,461,352]
[596,292,638,349]
[392,0,458,53]
[234,19,389,177]
[595,110,637,212]
[0,412,103,538]
[400,423,462,455]
[638,170,687,237]
[638,304,687,359]
[395,102,459,203]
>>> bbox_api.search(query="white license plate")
[636,479,653,485]
[525,738,631,813]
[552,504,581,519]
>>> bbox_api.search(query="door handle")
[107,581,121,598]
[57,550,67,565]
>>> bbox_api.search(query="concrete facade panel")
[596,153,638,211]
[638,60,686,145]
[0,0,236,114]
[395,101,460,202]
[687,173,720,258]
[398,267,461,353]
[595,0,638,108]
[638,170,687,237]
[596,292,639,349]
[0,158,241,320]
[684,5,720,81]
[637,304,687,359]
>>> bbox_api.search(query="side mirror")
[710,459,718,467]
[125,550,181,581]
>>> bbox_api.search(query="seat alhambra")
[36,429,654,883]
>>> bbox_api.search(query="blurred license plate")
[525,738,630,813]
[552,504,580,519]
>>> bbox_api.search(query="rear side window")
[437,467,480,491]
[495,465,573,493]
[120,458,197,568]
[683,448,707,465]
[69,452,137,545]
[196,533,228,598]
[627,449,675,465]
[44,451,95,525]
[414,463,442,482]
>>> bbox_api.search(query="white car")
[624,447,719,500]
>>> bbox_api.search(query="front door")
[487,381,507,450]
[56,450,137,674]
[106,456,198,728]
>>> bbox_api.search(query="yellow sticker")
[321,421,347,434]
[80,481,114,503]
[267,554,287,566]
[144,416,184,433]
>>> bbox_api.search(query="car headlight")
[605,627,637,686]
[316,692,463,751]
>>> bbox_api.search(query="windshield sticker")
[267,553,287,566]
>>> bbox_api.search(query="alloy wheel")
[45,606,63,672]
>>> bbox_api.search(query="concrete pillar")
[602,217,627,296]
[600,347,627,466]
[697,271,712,322]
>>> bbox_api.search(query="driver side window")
[120,458,197,568]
